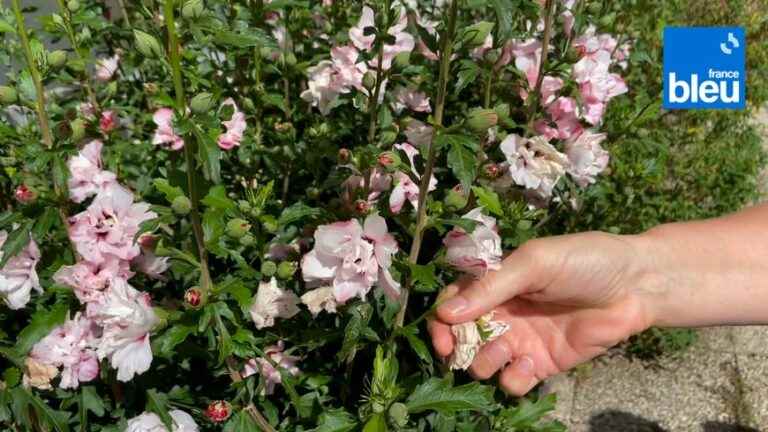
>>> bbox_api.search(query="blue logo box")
[663,27,745,109]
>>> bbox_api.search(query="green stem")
[366,0,391,146]
[11,0,53,148]
[526,0,556,131]
[395,0,459,328]
[163,0,212,292]
[55,0,100,111]
[116,0,132,27]
[483,71,493,108]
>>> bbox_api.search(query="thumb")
[436,243,543,324]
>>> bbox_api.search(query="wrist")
[623,227,675,330]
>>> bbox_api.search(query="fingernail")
[440,296,468,315]
[514,356,534,375]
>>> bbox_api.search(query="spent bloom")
[0,230,41,310]
[443,208,502,277]
[449,311,510,370]
[301,214,400,303]
[249,277,300,329]
[217,98,247,150]
[66,140,118,203]
[243,341,300,395]
[125,410,199,432]
[300,286,338,316]
[152,108,185,150]
[26,314,99,390]
[500,134,569,199]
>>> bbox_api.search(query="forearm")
[633,203,768,327]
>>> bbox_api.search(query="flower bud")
[362,71,377,90]
[482,163,501,179]
[493,103,510,119]
[377,151,400,169]
[70,118,86,142]
[239,234,255,246]
[393,52,411,68]
[99,110,118,134]
[184,287,203,308]
[307,187,320,199]
[190,92,215,114]
[284,52,297,66]
[14,185,36,204]
[338,148,351,164]
[67,58,86,72]
[134,30,164,58]
[47,50,68,69]
[181,0,204,19]
[261,261,277,277]
[354,199,370,214]
[277,261,297,280]
[463,21,494,47]
[237,200,252,212]
[443,185,468,211]
[0,86,18,104]
[388,402,409,428]
[262,216,278,233]
[172,195,192,215]
[226,218,251,238]
[205,400,231,423]
[466,108,498,133]
[67,0,80,11]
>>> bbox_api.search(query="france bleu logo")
[663,27,745,109]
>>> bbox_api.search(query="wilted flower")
[152,108,185,150]
[95,54,120,82]
[68,184,156,265]
[249,277,300,329]
[0,231,41,310]
[500,134,569,199]
[26,313,99,389]
[22,357,58,390]
[565,130,609,187]
[125,410,199,432]
[217,98,247,150]
[449,311,510,370]
[300,286,338,316]
[67,140,118,203]
[443,208,502,277]
[242,341,300,395]
[301,214,399,303]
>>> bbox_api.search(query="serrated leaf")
[406,377,496,415]
[337,303,373,364]
[146,389,174,430]
[472,186,504,216]
[2,367,20,388]
[408,262,438,293]
[154,323,196,357]
[154,179,185,202]
[401,325,433,367]
[223,410,261,432]
[446,141,477,191]
[436,218,478,233]
[278,202,321,226]
[493,394,562,430]
[312,409,358,432]
[213,28,272,48]
[25,388,70,432]
[455,60,481,95]
[201,185,236,210]
[490,0,515,40]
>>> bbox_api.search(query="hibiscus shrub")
[2,0,636,430]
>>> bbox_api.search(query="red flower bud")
[99,110,118,133]
[354,199,370,214]
[14,185,36,204]
[184,288,202,308]
[483,163,501,179]
[205,400,231,423]
[338,148,351,164]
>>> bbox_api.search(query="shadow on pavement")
[587,411,761,432]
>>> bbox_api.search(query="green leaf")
[406,377,496,415]
[201,185,236,210]
[408,262,439,293]
[0,212,21,230]
[223,410,260,432]
[278,202,321,226]
[0,19,16,34]
[337,303,373,364]
[436,218,478,233]
[213,28,273,48]
[490,0,515,40]
[312,409,358,432]
[2,367,20,388]
[154,179,185,202]
[218,278,252,312]
[472,186,504,217]
[154,323,196,357]
[447,141,477,191]
[455,60,481,96]
[493,394,563,430]
[401,325,433,367]
[146,389,174,430]
[362,413,387,432]
[80,386,105,417]
[15,303,69,356]
[0,220,33,268]
[26,388,70,432]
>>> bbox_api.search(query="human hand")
[429,231,656,396]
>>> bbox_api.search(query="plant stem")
[55,0,100,111]
[394,0,459,328]
[225,357,278,432]
[116,0,132,27]
[366,0,391,146]
[11,0,53,148]
[163,0,212,292]
[483,71,493,108]
[526,0,556,131]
